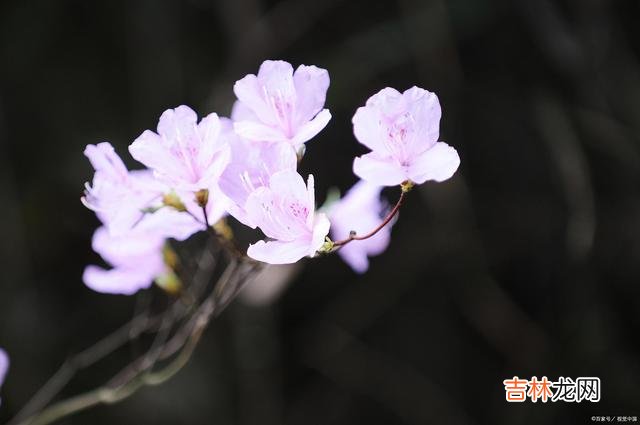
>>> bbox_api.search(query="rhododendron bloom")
[82,143,165,236]
[129,105,231,223]
[0,348,8,404]
[329,181,392,273]
[352,87,460,186]
[83,209,200,295]
[245,170,330,264]
[219,132,297,227]
[233,60,331,150]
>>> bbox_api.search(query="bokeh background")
[1,0,640,423]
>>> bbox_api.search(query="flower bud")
[401,180,415,193]
[162,191,186,212]
[163,244,179,269]
[155,269,182,295]
[195,189,209,208]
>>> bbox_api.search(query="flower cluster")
[81,59,460,295]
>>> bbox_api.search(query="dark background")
[1,0,640,423]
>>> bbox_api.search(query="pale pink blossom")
[328,181,392,273]
[233,60,331,150]
[219,128,297,227]
[245,170,330,264]
[0,348,8,404]
[82,143,165,235]
[83,209,200,295]
[129,105,231,224]
[129,105,230,190]
[352,87,460,186]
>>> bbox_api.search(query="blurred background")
[1,0,640,423]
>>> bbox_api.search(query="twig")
[332,187,408,248]
[11,257,262,425]
[8,311,153,424]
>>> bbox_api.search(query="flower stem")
[331,183,410,249]
[201,205,210,229]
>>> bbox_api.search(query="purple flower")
[245,170,330,264]
[0,348,8,401]
[233,60,331,150]
[352,87,460,186]
[129,105,231,224]
[83,209,200,295]
[219,126,298,227]
[82,143,165,236]
[328,180,392,273]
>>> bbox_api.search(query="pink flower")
[328,180,392,273]
[219,129,297,227]
[245,170,330,264]
[130,105,230,190]
[352,87,460,186]
[82,143,165,236]
[0,348,8,402]
[129,105,231,224]
[233,60,331,150]
[83,209,200,295]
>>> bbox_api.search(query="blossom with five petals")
[129,105,231,224]
[245,170,330,264]
[352,87,460,186]
[233,60,331,150]
[328,180,392,273]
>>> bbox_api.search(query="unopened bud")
[317,237,334,254]
[163,244,179,269]
[163,191,186,212]
[195,189,209,208]
[155,269,182,295]
[401,180,415,193]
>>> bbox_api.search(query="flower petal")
[0,349,8,389]
[366,87,403,115]
[353,153,407,186]
[245,187,283,239]
[257,60,296,104]
[157,105,198,140]
[247,239,312,264]
[310,212,331,256]
[269,170,309,204]
[337,244,371,274]
[135,208,202,241]
[403,86,441,149]
[234,74,276,126]
[196,112,223,171]
[352,106,387,153]
[289,109,331,147]
[129,130,189,182]
[234,120,285,143]
[408,142,460,184]
[293,64,330,125]
[231,100,258,122]
[84,143,128,182]
[91,226,164,268]
[83,264,160,295]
